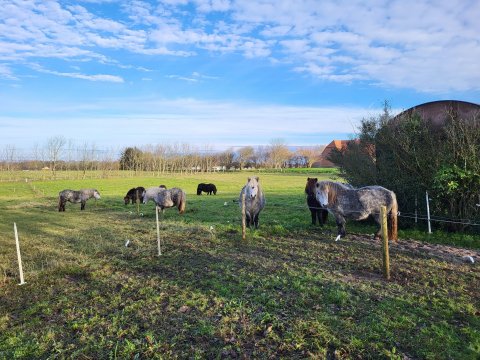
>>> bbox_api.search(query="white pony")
[239,177,266,228]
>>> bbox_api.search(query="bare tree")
[267,138,291,169]
[79,142,97,178]
[237,146,255,170]
[296,146,325,168]
[46,136,66,178]
[252,146,268,168]
[1,145,17,172]
[218,147,236,170]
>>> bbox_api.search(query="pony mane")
[321,181,350,205]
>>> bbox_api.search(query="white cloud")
[0,63,18,80]
[0,0,479,92]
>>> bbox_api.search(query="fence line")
[272,202,480,227]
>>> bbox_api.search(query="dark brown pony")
[315,181,398,241]
[305,177,328,226]
[197,183,217,195]
[124,186,145,205]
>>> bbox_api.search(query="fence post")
[425,191,432,234]
[156,206,162,256]
[380,206,390,280]
[14,223,26,285]
[242,193,246,241]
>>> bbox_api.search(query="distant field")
[0,171,479,359]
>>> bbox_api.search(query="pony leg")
[310,209,317,225]
[320,209,328,226]
[372,214,382,240]
[335,215,346,241]
[245,214,251,228]
[81,201,86,210]
[254,214,259,229]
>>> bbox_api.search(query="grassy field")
[0,172,479,359]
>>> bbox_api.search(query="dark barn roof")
[393,100,480,126]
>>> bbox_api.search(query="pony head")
[305,177,318,196]
[315,182,329,207]
[93,190,101,199]
[245,177,259,199]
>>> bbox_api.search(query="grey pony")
[143,187,186,214]
[58,189,101,211]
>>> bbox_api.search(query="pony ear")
[247,177,251,181]
[255,176,259,181]
[314,178,318,181]
[307,177,311,180]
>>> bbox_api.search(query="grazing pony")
[305,177,328,226]
[315,181,398,241]
[239,177,265,228]
[124,186,145,205]
[142,186,168,204]
[197,183,217,195]
[58,189,101,211]
[144,187,186,214]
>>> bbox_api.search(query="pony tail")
[388,194,398,242]
[178,191,186,214]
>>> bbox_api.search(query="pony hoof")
[335,235,341,241]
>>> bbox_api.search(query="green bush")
[329,102,480,234]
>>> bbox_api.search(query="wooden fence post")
[14,223,26,285]
[156,206,162,256]
[242,193,246,240]
[380,206,390,280]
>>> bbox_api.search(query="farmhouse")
[311,140,356,168]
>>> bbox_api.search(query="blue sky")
[1,0,479,155]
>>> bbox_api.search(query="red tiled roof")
[312,140,356,167]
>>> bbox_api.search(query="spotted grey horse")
[315,180,398,241]
[58,189,101,211]
[143,187,186,214]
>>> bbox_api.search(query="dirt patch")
[348,233,479,265]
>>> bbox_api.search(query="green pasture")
[0,172,479,359]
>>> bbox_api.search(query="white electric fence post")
[14,223,26,285]
[426,191,432,234]
[156,206,162,256]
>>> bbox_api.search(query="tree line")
[0,138,326,176]
[118,141,324,174]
